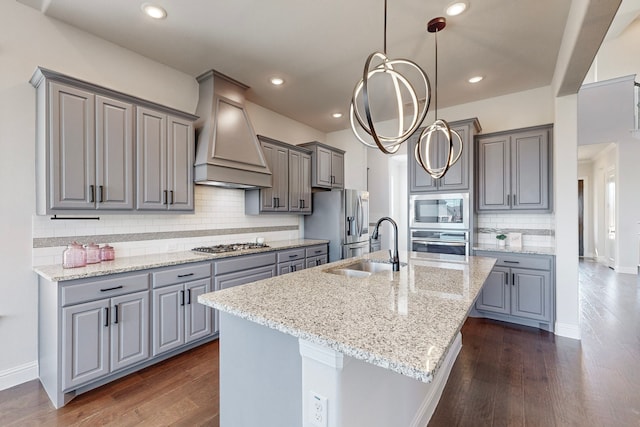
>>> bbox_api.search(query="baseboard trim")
[555,322,581,340]
[615,265,638,275]
[0,361,38,391]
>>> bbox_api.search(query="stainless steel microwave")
[409,193,470,229]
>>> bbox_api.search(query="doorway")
[578,180,584,257]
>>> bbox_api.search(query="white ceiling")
[17,0,630,133]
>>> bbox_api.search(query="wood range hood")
[193,70,272,189]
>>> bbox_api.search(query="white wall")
[0,1,326,390]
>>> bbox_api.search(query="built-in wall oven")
[410,230,469,256]
[409,193,469,229]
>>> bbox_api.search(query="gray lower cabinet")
[136,108,194,211]
[305,244,329,268]
[30,67,196,215]
[476,124,552,212]
[151,263,213,356]
[298,141,345,189]
[277,248,306,274]
[474,251,554,331]
[409,118,481,193]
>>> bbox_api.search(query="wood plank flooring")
[1,259,638,426]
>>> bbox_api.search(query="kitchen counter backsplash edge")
[34,239,329,282]
[473,244,555,256]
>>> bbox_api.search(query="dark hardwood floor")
[1,259,638,426]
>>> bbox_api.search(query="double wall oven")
[409,193,470,256]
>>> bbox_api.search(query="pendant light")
[350,0,431,154]
[415,17,463,179]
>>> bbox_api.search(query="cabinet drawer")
[215,253,276,276]
[305,245,328,258]
[475,251,552,271]
[62,273,149,306]
[153,262,212,288]
[277,248,305,263]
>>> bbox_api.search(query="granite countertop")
[198,251,496,383]
[34,238,329,282]
[473,244,555,256]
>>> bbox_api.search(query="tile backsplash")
[475,213,555,248]
[32,186,301,266]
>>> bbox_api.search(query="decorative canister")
[85,243,101,264]
[62,242,86,268]
[100,244,115,261]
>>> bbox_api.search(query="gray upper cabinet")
[258,138,289,212]
[476,124,552,212]
[245,136,312,214]
[136,108,194,211]
[409,118,480,193]
[288,149,312,213]
[299,141,345,189]
[30,67,197,215]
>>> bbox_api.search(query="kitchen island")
[198,251,496,427]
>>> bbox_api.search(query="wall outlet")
[309,391,328,427]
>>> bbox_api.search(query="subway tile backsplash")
[32,186,301,266]
[475,213,555,248]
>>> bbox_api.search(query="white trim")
[0,361,38,391]
[554,322,581,340]
[299,339,344,369]
[410,332,462,427]
[615,265,638,275]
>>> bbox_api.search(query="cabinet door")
[288,149,302,212]
[511,268,550,321]
[50,82,96,210]
[167,116,194,211]
[316,146,333,188]
[259,141,288,211]
[331,150,344,189]
[409,133,437,192]
[477,135,511,211]
[110,291,149,372]
[62,299,109,390]
[136,107,167,210]
[96,95,134,210]
[475,266,510,314]
[152,284,184,356]
[300,152,312,212]
[438,123,469,191]
[511,129,549,210]
[185,279,212,344]
[306,255,328,268]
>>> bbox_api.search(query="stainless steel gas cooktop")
[191,243,269,254]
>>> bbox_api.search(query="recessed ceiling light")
[446,2,468,16]
[141,3,167,19]
[270,77,284,86]
[332,113,343,119]
[468,76,483,83]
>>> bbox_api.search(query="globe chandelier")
[414,17,463,179]
[350,0,431,154]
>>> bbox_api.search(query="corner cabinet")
[476,124,552,212]
[474,250,555,332]
[409,118,481,193]
[245,136,312,214]
[30,67,197,215]
[298,141,345,190]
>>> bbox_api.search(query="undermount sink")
[325,259,405,278]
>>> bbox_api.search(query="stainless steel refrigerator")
[304,189,369,262]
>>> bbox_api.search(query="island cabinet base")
[218,313,462,427]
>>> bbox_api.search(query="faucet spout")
[372,217,400,271]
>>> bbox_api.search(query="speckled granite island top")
[198,251,496,383]
[33,239,328,282]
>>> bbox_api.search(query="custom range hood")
[194,70,272,188]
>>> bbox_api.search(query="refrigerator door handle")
[356,196,363,237]
[347,216,354,236]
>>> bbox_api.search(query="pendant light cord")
[434,29,438,120]
[383,0,387,55]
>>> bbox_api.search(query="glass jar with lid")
[100,244,115,261]
[85,243,101,264]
